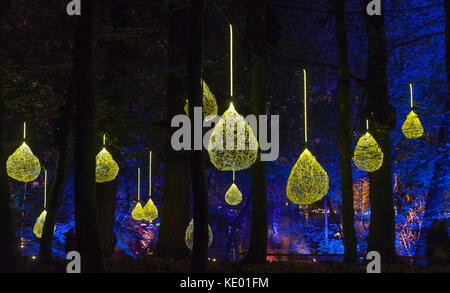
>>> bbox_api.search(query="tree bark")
[96,175,118,258]
[39,95,73,262]
[189,0,208,273]
[155,3,191,259]
[363,0,397,263]
[242,0,268,264]
[73,0,105,272]
[334,0,357,263]
[0,0,23,273]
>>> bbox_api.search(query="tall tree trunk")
[415,2,450,259]
[96,174,118,258]
[39,95,73,262]
[189,0,208,273]
[334,0,357,263]
[155,2,191,259]
[73,0,104,272]
[363,0,397,263]
[0,0,23,273]
[242,0,268,264]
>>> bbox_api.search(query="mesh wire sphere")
[183,80,218,121]
[286,148,329,205]
[143,198,158,221]
[185,219,213,251]
[131,202,144,220]
[7,142,41,182]
[33,210,47,238]
[353,132,384,172]
[207,103,258,171]
[96,148,119,183]
[402,111,424,139]
[225,183,242,205]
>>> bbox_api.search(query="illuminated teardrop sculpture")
[95,148,119,183]
[286,148,329,205]
[185,219,213,251]
[131,202,144,220]
[207,103,258,171]
[184,80,218,120]
[225,183,242,205]
[401,111,424,139]
[143,198,158,221]
[353,132,384,172]
[6,142,41,182]
[33,210,47,238]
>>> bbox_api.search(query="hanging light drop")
[286,70,329,205]
[96,134,119,183]
[401,84,424,139]
[33,169,47,238]
[184,80,218,121]
[7,122,41,182]
[143,151,158,221]
[208,25,258,171]
[184,219,213,251]
[225,170,242,205]
[353,120,384,172]
[131,168,144,220]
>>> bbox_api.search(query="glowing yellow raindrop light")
[207,24,258,172]
[208,103,258,171]
[225,183,242,206]
[7,123,41,182]
[143,151,158,221]
[131,168,144,220]
[185,219,213,251]
[96,135,119,183]
[286,70,329,205]
[184,80,218,120]
[401,84,424,139]
[33,169,47,239]
[353,120,384,172]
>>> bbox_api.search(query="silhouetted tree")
[334,0,357,263]
[73,0,105,272]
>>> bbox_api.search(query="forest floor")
[26,255,450,273]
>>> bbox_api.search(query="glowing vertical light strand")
[303,69,307,144]
[230,24,233,99]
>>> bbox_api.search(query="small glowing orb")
[185,219,213,251]
[286,148,329,205]
[143,198,158,221]
[131,202,144,220]
[225,183,242,205]
[401,111,424,139]
[33,210,47,238]
[183,80,218,121]
[95,148,119,183]
[353,132,384,172]
[207,103,258,171]
[7,142,41,182]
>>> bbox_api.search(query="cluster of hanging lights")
[131,151,158,222]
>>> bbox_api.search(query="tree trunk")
[0,0,23,273]
[334,0,357,263]
[96,175,118,258]
[155,3,191,260]
[73,0,105,272]
[363,0,397,263]
[39,96,73,262]
[414,2,450,259]
[189,0,208,273]
[242,0,268,264]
